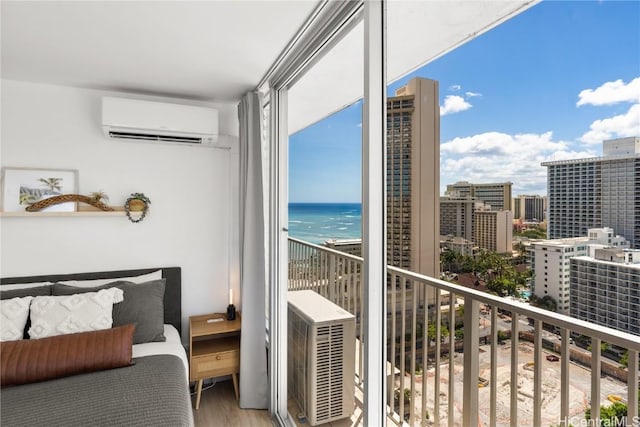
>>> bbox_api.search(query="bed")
[0,267,194,427]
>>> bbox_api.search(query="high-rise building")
[513,194,546,222]
[440,196,475,241]
[570,248,640,336]
[445,181,512,211]
[530,227,629,314]
[387,77,439,278]
[473,209,513,253]
[542,137,640,249]
[530,237,589,314]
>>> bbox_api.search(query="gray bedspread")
[0,354,194,427]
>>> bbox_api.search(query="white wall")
[0,79,240,342]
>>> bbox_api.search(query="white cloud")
[440,131,598,195]
[448,84,461,92]
[440,95,472,116]
[576,77,640,107]
[356,122,362,128]
[579,103,640,144]
[465,91,482,97]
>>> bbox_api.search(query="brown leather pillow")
[0,324,135,387]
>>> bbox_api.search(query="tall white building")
[530,227,629,314]
[542,137,640,249]
[530,238,589,314]
[570,248,640,336]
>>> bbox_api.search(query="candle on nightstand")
[227,288,236,320]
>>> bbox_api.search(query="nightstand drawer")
[191,349,240,380]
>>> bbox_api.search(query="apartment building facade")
[542,137,640,249]
[530,237,589,314]
[473,209,513,254]
[440,196,475,241]
[445,181,513,211]
[530,227,630,314]
[570,248,640,336]
[512,194,546,222]
[387,77,439,278]
[440,235,474,257]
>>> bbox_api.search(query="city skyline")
[289,0,640,203]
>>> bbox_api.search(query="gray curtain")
[238,91,268,409]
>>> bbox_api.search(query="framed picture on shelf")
[1,168,78,212]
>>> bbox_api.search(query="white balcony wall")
[0,79,240,342]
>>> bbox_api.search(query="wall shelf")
[0,207,126,217]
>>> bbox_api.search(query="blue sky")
[289,0,640,203]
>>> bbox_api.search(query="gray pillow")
[52,279,166,344]
[0,285,52,299]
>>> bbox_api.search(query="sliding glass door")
[266,1,388,426]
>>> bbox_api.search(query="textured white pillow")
[55,270,162,288]
[29,288,124,339]
[0,296,33,342]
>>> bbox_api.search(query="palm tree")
[441,249,458,272]
[38,177,62,193]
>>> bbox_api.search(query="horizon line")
[290,201,362,204]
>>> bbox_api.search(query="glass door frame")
[266,1,387,425]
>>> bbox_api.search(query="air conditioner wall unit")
[288,290,355,426]
[101,97,219,146]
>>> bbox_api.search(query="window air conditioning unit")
[288,290,355,426]
[101,97,219,146]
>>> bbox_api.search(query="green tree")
[455,328,464,340]
[427,322,449,343]
[585,401,628,426]
[514,241,527,258]
[441,249,460,273]
[530,294,557,312]
[487,277,512,297]
[619,350,628,368]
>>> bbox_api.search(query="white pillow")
[0,296,33,342]
[55,270,162,288]
[29,288,124,339]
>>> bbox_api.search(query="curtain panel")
[238,91,268,409]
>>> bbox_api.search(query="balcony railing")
[288,237,640,426]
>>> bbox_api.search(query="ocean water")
[288,203,361,245]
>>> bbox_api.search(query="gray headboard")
[1,267,182,334]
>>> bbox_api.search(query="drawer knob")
[216,355,221,360]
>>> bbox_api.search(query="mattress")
[133,324,188,380]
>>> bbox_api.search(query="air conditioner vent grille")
[108,131,203,144]
[287,290,355,426]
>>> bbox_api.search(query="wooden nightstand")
[189,313,241,410]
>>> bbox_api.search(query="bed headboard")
[1,267,182,334]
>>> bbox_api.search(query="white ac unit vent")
[288,290,355,426]
[101,97,220,146]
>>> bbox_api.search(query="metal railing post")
[462,296,479,427]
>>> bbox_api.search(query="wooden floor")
[192,380,374,427]
[287,397,363,427]
[192,380,273,427]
